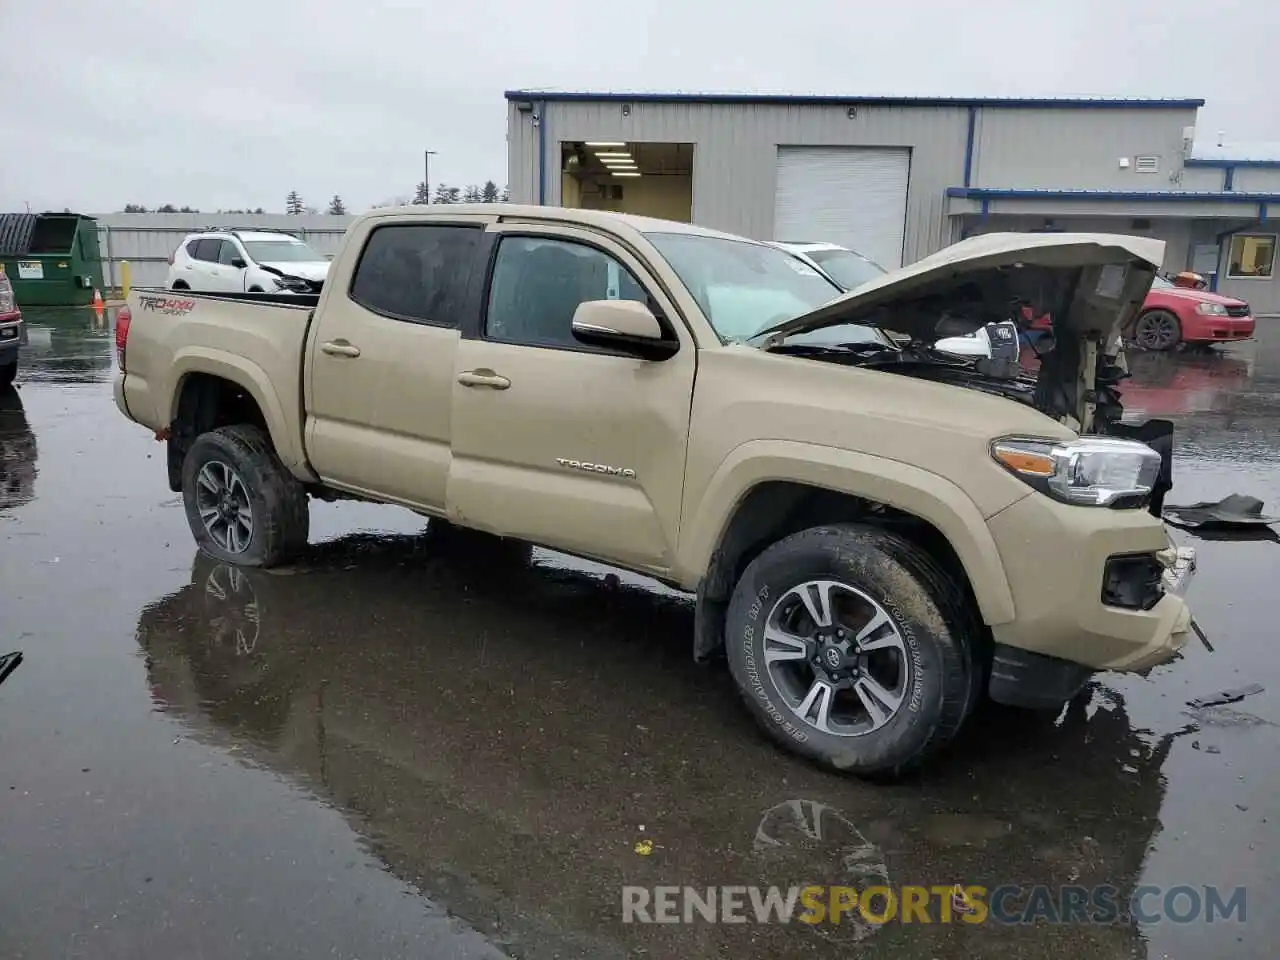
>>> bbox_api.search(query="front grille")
[1226,304,1251,317]
[1102,553,1165,611]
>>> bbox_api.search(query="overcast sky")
[1,0,1275,214]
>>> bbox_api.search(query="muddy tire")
[725,523,975,778]
[0,361,15,389]
[182,424,309,568]
[1133,309,1182,352]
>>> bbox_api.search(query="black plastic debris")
[1164,495,1278,531]
[0,651,22,689]
[1187,683,1265,710]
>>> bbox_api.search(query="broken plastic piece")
[1164,495,1277,531]
[1187,683,1264,710]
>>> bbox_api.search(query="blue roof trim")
[1186,158,1280,168]
[504,90,1205,109]
[947,187,1280,203]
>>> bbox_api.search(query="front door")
[447,224,697,575]
[216,239,249,292]
[305,215,492,511]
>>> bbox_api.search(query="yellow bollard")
[121,261,131,301]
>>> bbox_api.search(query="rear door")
[181,238,220,290]
[304,214,493,511]
[446,223,696,576]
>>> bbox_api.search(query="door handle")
[321,340,361,358]
[457,369,511,390]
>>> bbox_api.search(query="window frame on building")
[1226,234,1277,280]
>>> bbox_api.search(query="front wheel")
[1133,309,1182,351]
[725,524,976,778]
[0,361,15,389]
[181,424,310,567]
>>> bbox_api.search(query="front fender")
[678,439,1018,626]
[168,348,314,480]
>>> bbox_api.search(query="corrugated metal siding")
[1232,167,1280,193]
[973,107,1199,191]
[0,214,37,257]
[510,100,969,264]
[91,213,355,289]
[967,214,1193,272]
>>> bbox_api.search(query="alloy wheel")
[194,459,255,554]
[763,579,912,737]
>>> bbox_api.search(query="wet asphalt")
[0,307,1276,960]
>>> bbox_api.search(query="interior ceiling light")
[612,171,642,177]
[593,151,632,158]
[586,141,626,147]
[600,158,637,166]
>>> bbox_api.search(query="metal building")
[505,91,1280,314]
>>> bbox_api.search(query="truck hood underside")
[760,233,1165,432]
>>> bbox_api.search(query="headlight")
[1196,302,1228,316]
[991,436,1162,507]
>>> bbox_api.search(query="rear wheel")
[725,523,976,778]
[182,424,309,568]
[1133,309,1182,351]
[0,361,15,389]
[171,280,190,291]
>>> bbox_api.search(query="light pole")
[423,149,437,203]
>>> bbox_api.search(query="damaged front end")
[753,232,1177,517]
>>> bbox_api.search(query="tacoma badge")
[555,458,636,479]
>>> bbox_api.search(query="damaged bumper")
[986,494,1195,680]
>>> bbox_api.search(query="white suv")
[167,230,330,294]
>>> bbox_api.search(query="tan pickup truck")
[114,205,1195,776]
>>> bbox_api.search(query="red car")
[1025,275,1255,351]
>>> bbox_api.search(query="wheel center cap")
[822,646,845,671]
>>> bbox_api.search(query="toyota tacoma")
[113,206,1196,776]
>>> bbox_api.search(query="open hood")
[757,232,1165,347]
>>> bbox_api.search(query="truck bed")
[118,287,317,476]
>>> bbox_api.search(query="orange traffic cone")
[92,288,105,319]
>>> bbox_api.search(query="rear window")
[349,224,483,327]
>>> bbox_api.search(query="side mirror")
[230,257,247,269]
[571,300,678,360]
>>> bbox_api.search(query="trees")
[462,185,482,203]
[413,181,430,204]
[482,180,499,203]
[122,203,148,213]
[501,184,510,202]
[285,191,304,215]
[327,195,347,215]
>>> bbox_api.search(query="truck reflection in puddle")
[0,388,37,511]
[135,532,1175,958]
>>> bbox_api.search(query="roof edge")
[948,187,1280,203]
[504,90,1206,109]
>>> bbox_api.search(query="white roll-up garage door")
[773,147,911,269]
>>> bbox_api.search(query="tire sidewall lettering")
[741,584,808,743]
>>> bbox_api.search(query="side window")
[349,224,482,327]
[217,240,242,266]
[192,238,223,262]
[186,239,210,261]
[485,236,647,349]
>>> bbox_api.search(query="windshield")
[242,240,325,263]
[1151,275,1174,289]
[805,247,886,290]
[646,232,883,345]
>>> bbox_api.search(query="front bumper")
[0,316,23,364]
[987,493,1195,674]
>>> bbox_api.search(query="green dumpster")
[0,213,104,306]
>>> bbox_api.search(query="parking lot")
[1,305,1276,959]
